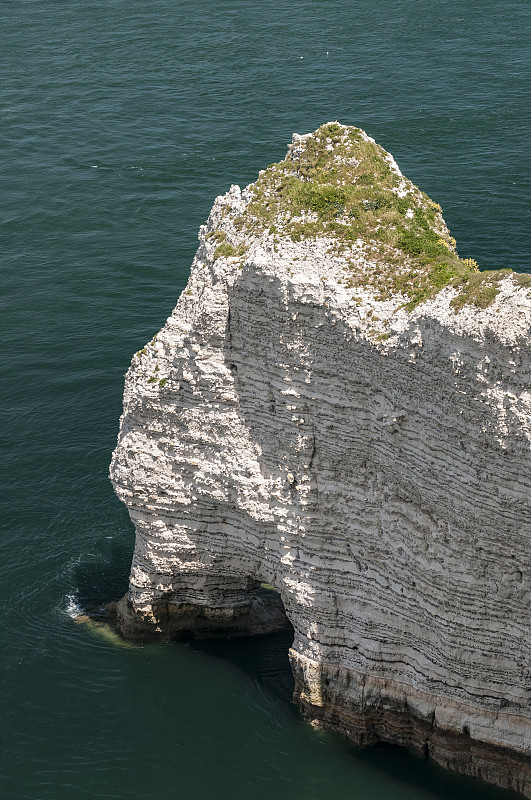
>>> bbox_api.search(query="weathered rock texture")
[111,124,531,795]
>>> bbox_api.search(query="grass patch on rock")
[210,229,247,260]
[236,122,524,312]
[450,269,512,311]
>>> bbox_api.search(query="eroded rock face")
[110,124,531,795]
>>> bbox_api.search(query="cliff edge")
[110,123,531,795]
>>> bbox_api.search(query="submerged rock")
[110,123,531,795]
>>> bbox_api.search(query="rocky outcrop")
[110,124,531,795]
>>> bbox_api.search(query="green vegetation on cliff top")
[231,123,529,311]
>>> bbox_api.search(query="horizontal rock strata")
[111,123,531,796]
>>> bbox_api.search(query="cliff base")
[291,650,531,798]
[112,588,292,640]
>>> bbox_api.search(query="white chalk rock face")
[110,124,531,795]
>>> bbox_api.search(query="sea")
[2,1,530,798]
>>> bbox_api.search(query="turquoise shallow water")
[1,1,529,798]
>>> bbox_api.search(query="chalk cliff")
[110,124,531,795]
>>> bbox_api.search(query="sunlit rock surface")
[111,124,531,796]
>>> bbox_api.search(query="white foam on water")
[64,593,82,619]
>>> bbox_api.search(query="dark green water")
[2,1,529,798]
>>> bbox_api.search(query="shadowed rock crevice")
[112,581,292,640]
